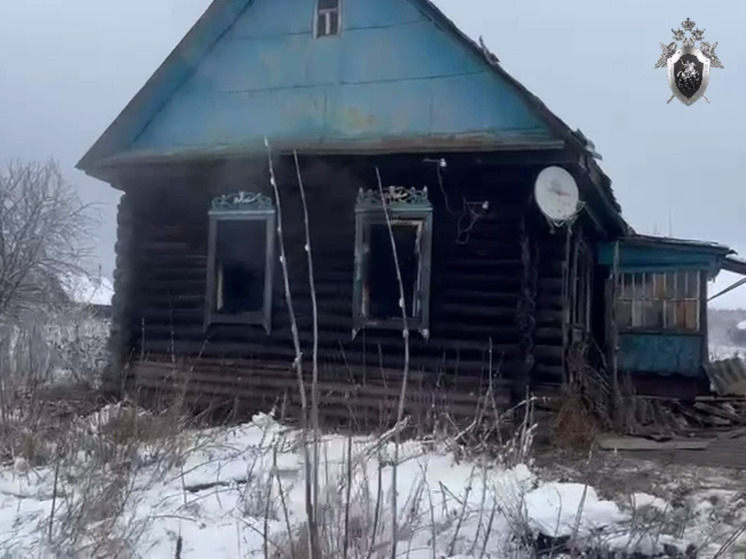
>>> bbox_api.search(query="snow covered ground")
[0,307,744,556]
[0,405,744,558]
[711,344,745,361]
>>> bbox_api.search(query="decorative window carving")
[352,186,433,339]
[205,192,276,334]
[615,270,701,332]
[315,0,340,37]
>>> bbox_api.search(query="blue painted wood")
[618,333,704,377]
[597,242,726,275]
[127,0,554,155]
[77,0,250,171]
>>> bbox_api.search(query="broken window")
[615,270,701,332]
[353,186,433,339]
[205,192,276,334]
[315,0,340,37]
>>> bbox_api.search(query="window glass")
[684,271,699,298]
[664,271,677,298]
[642,299,664,329]
[682,299,699,330]
[316,0,340,37]
[615,270,700,332]
[640,273,654,298]
[617,300,632,327]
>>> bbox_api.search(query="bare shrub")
[0,159,96,319]
[0,308,109,390]
[0,158,103,411]
[553,388,601,449]
[39,400,196,556]
[552,346,612,449]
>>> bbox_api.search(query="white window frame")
[314,0,341,38]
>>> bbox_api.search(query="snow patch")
[629,492,668,511]
[1,410,738,557]
[61,273,114,306]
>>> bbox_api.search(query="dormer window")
[316,0,340,37]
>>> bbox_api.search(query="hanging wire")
[430,159,489,245]
[455,199,490,245]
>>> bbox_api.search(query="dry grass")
[0,367,212,556]
[552,389,602,449]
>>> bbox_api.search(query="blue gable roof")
[77,0,586,175]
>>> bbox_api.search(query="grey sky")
[1,0,743,307]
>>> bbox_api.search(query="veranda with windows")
[598,235,734,396]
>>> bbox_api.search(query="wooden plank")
[597,436,710,451]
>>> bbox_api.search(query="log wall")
[108,156,590,427]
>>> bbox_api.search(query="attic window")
[315,0,340,37]
[205,192,276,334]
[352,186,433,340]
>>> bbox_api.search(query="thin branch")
[293,151,321,538]
[373,168,411,559]
[264,139,320,559]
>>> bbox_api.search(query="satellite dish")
[534,166,580,223]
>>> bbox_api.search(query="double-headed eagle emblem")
[655,18,723,106]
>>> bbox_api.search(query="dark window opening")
[352,186,433,338]
[316,0,340,37]
[365,222,421,320]
[205,193,276,334]
[214,220,267,315]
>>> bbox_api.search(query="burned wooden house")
[80,0,731,423]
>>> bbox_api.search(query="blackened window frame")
[352,186,433,340]
[315,0,341,38]
[204,191,276,335]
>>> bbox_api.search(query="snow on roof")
[62,273,114,306]
[738,320,746,331]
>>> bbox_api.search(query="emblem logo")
[654,18,723,105]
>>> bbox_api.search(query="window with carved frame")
[615,270,701,332]
[315,0,340,37]
[204,191,276,334]
[352,186,433,339]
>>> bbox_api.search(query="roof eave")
[82,135,566,180]
[624,234,735,256]
[722,256,746,276]
[77,0,249,173]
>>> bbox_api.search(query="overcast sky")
[0,0,744,307]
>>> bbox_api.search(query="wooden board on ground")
[597,436,710,451]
